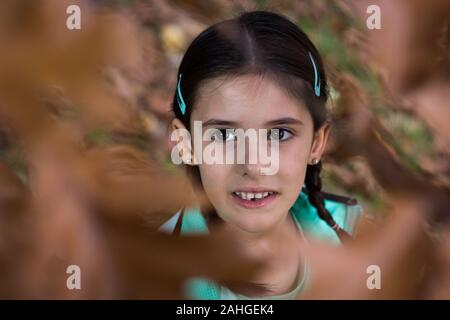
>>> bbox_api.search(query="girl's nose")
[239,162,264,178]
[236,148,265,178]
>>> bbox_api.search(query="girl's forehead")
[192,74,311,125]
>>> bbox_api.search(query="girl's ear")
[309,120,331,164]
[171,118,195,165]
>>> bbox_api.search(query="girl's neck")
[222,211,303,297]
[224,211,299,259]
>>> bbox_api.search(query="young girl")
[159,10,363,299]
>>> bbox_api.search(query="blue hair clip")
[308,51,321,97]
[177,73,187,115]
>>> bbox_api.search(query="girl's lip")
[232,187,277,193]
[230,192,278,209]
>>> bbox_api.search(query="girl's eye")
[268,128,293,141]
[211,128,236,142]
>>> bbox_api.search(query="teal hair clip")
[177,73,187,115]
[308,51,321,97]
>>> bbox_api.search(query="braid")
[304,161,352,243]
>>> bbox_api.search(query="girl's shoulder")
[290,188,363,245]
[158,188,364,300]
[158,206,209,235]
[158,188,364,241]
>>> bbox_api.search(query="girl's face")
[172,74,330,234]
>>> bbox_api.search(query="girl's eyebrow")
[265,117,304,126]
[203,119,239,127]
[202,117,304,128]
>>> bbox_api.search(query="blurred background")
[0,0,449,299]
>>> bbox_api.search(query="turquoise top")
[158,189,363,299]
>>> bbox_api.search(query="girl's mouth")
[231,191,278,209]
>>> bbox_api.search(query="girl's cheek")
[199,165,229,196]
[279,144,308,172]
[278,146,309,192]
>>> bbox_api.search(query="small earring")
[311,158,319,165]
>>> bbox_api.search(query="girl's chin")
[227,216,280,234]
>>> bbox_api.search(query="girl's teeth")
[234,191,274,200]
